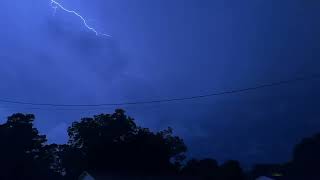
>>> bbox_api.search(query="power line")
[0,74,319,108]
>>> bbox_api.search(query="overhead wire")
[0,73,319,111]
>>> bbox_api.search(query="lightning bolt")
[50,0,111,37]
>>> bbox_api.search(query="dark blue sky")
[0,0,320,167]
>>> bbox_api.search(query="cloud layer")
[0,0,320,166]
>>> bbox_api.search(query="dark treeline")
[0,109,318,180]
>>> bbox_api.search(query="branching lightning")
[50,0,111,37]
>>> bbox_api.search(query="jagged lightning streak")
[50,0,111,37]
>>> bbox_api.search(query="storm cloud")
[0,0,320,167]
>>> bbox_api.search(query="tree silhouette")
[3,110,320,180]
[65,109,187,177]
[287,133,320,179]
[248,133,320,180]
[219,160,245,180]
[182,158,245,180]
[0,113,62,180]
[182,158,219,179]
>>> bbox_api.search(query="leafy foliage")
[0,114,61,180]
[0,110,319,180]
[66,109,187,175]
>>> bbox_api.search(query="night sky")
[1,0,320,167]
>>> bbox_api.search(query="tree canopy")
[0,113,61,180]
[0,110,319,179]
[65,109,187,176]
